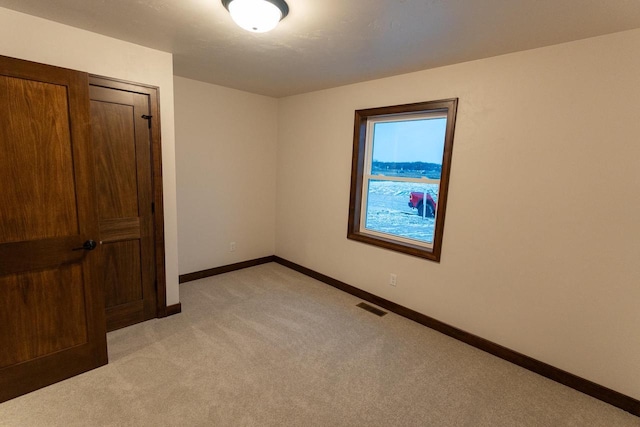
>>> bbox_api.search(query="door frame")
[88,75,169,318]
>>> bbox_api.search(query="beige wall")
[0,7,180,306]
[276,29,640,399]
[174,77,278,274]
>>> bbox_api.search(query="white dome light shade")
[222,0,289,33]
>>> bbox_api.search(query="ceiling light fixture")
[222,0,289,33]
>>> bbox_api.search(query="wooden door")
[89,84,157,331]
[0,56,107,402]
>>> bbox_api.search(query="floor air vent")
[356,302,387,317]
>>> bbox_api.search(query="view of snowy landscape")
[362,116,446,245]
[364,181,439,244]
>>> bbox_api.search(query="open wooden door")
[0,56,108,402]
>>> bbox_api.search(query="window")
[347,99,458,261]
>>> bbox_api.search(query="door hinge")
[141,114,152,128]
[151,202,155,213]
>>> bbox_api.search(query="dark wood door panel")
[91,100,139,219]
[0,265,87,368]
[0,236,86,275]
[0,344,104,403]
[102,240,143,307]
[0,75,79,243]
[90,83,157,331]
[89,75,168,322]
[99,217,141,242]
[0,55,107,403]
[105,301,145,332]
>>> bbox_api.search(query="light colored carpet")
[0,263,637,426]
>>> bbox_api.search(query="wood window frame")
[347,99,458,262]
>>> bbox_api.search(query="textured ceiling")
[2,0,640,97]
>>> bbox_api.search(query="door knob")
[72,240,97,251]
